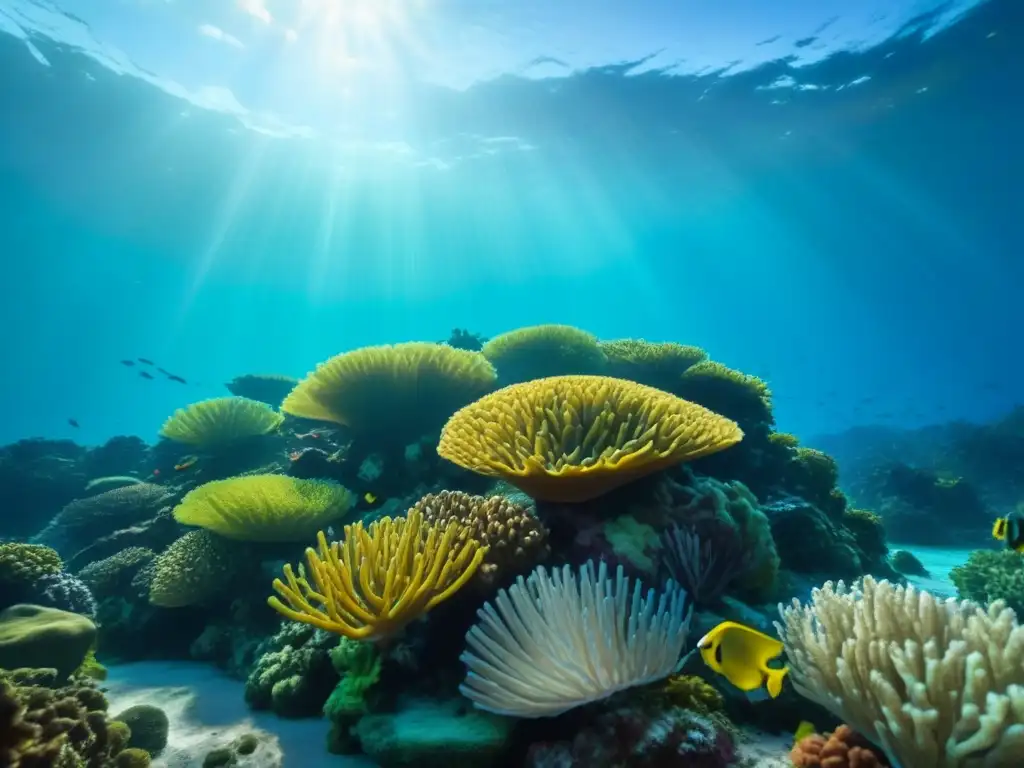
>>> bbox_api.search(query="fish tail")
[765,667,789,699]
[993,518,1008,541]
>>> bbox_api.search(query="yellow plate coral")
[160,397,284,449]
[173,474,354,542]
[281,342,497,443]
[437,375,744,503]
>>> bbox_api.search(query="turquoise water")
[2,2,1022,767]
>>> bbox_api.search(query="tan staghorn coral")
[173,474,353,542]
[777,575,1024,768]
[437,375,743,503]
[268,510,486,641]
[160,396,284,448]
[481,324,608,383]
[412,491,549,586]
[281,343,497,445]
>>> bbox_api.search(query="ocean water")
[1,1,1022,767]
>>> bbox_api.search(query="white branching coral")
[776,575,1024,768]
[459,559,691,718]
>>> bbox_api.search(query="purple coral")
[660,520,750,607]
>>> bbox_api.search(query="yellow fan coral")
[281,343,496,443]
[268,510,486,641]
[173,474,354,542]
[481,324,607,383]
[160,397,284,448]
[437,375,744,503]
[678,361,773,426]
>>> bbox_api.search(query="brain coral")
[149,530,251,608]
[437,375,743,503]
[281,342,497,444]
[173,474,353,542]
[160,397,284,448]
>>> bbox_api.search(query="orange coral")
[791,725,888,768]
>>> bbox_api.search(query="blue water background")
[0,0,1020,447]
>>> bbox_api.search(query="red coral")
[791,725,889,768]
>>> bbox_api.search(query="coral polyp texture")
[437,375,744,502]
[480,324,608,383]
[411,490,550,586]
[149,529,249,607]
[459,559,691,717]
[159,396,284,448]
[280,342,497,444]
[678,360,773,426]
[173,474,354,542]
[268,510,487,641]
[599,339,708,389]
[776,575,1024,767]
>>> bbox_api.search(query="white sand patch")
[104,661,372,767]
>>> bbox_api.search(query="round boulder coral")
[0,604,97,680]
[412,490,550,586]
[114,704,169,754]
[438,375,743,503]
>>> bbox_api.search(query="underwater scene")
[1,0,1022,766]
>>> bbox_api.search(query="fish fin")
[993,518,1008,541]
[742,685,771,704]
[765,666,789,699]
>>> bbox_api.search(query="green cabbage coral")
[159,396,284,449]
[0,543,62,588]
[173,474,354,542]
[950,549,1024,617]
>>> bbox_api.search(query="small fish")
[138,358,154,365]
[67,418,79,428]
[167,374,187,384]
[120,359,135,366]
[992,512,1024,554]
[697,620,788,700]
[296,429,333,440]
[139,371,154,380]
[364,492,378,504]
[175,456,199,472]
[794,721,817,743]
[152,468,161,477]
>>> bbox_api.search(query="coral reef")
[149,530,256,608]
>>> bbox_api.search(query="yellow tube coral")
[268,511,486,641]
